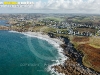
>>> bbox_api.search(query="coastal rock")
[52,37,100,75]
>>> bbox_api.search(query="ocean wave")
[8,30,21,33]
[21,32,68,75]
[9,31,68,75]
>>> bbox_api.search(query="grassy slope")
[69,36,100,72]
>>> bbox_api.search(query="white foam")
[8,30,21,33]
[21,32,68,75]
[9,31,68,75]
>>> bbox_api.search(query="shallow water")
[0,30,60,75]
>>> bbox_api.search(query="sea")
[0,20,65,75]
[0,20,10,26]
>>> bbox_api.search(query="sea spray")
[9,31,68,75]
[21,32,68,75]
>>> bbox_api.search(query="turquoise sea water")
[0,30,59,75]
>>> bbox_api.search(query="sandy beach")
[22,32,63,45]
[21,32,68,75]
[8,31,100,75]
[9,31,68,75]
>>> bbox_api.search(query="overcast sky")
[0,0,100,14]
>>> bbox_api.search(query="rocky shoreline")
[0,27,100,75]
[0,26,9,30]
[52,37,100,75]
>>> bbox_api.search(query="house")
[48,33,55,38]
[68,29,73,35]
[97,30,100,36]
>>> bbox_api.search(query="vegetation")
[69,36,100,72]
[40,26,57,33]
[1,13,100,73]
[77,44,100,72]
[45,17,64,22]
[89,37,100,48]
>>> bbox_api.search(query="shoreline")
[21,32,68,75]
[51,37,100,75]
[9,30,68,75]
[6,30,100,75]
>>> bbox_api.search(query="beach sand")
[22,32,63,45]
[21,32,67,75]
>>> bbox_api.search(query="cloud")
[0,0,100,13]
[30,0,100,13]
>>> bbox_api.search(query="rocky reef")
[52,37,100,75]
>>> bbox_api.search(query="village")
[0,13,100,75]
[0,14,99,37]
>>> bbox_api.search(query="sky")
[0,0,100,14]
